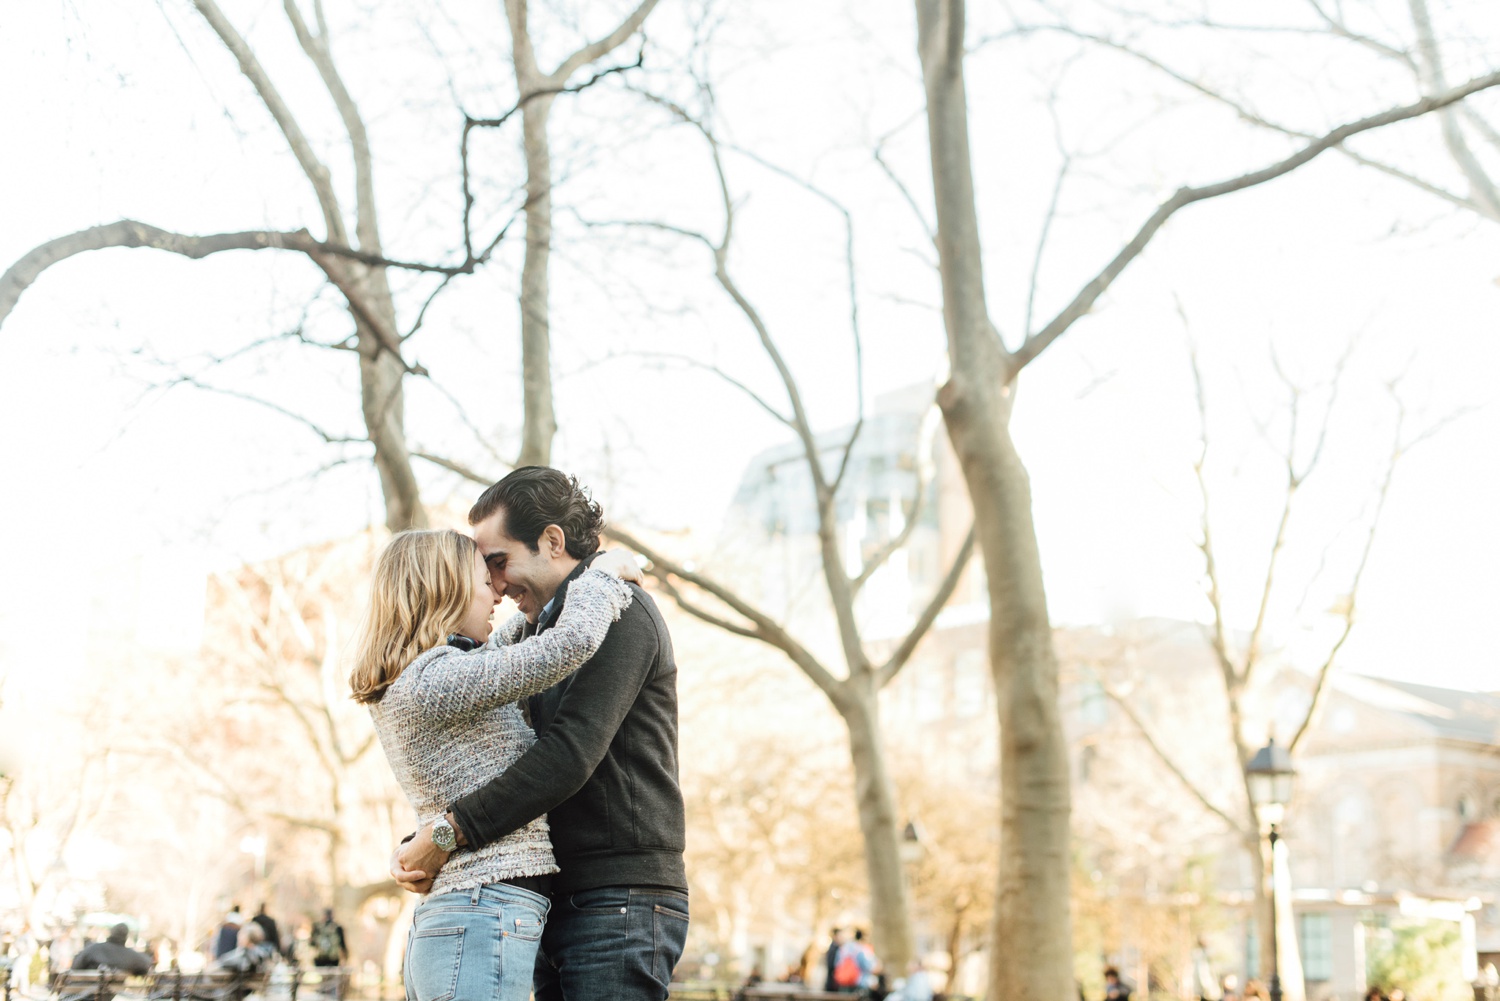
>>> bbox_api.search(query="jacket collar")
[532,555,594,634]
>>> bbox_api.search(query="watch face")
[433,821,456,851]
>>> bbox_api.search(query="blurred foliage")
[1366,919,1471,1001]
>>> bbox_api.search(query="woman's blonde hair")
[350,529,478,704]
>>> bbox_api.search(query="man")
[212,910,242,960]
[833,929,877,994]
[250,904,282,959]
[212,924,275,975]
[823,928,846,992]
[71,924,150,975]
[212,924,277,1001]
[309,909,346,968]
[393,467,689,1001]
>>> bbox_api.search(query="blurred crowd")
[0,901,350,991]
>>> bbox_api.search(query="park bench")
[666,985,847,1001]
[28,966,354,1001]
[740,987,847,1001]
[666,985,733,1001]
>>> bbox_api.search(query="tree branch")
[852,404,942,594]
[549,0,661,86]
[602,524,847,702]
[1100,677,1249,834]
[282,0,380,251]
[877,524,975,688]
[191,0,347,244]
[1013,67,1500,372]
[1187,338,1244,693]
[461,52,643,260]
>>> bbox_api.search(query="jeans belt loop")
[471,885,482,905]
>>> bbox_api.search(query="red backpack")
[833,947,862,988]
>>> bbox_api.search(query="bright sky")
[1,0,1497,692]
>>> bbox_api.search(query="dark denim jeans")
[533,886,690,1001]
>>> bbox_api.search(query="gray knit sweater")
[369,568,633,895]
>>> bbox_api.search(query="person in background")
[250,905,282,959]
[833,930,878,994]
[1191,939,1223,1001]
[71,924,150,975]
[896,959,934,1001]
[212,910,242,960]
[212,925,277,1001]
[1104,966,1132,1001]
[212,924,275,975]
[824,928,847,992]
[310,910,346,969]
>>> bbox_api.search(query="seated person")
[212,924,276,976]
[72,924,151,975]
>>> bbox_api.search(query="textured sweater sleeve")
[449,593,660,849]
[400,570,631,723]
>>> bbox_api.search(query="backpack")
[833,948,862,988]
[312,922,342,963]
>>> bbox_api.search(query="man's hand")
[392,825,450,895]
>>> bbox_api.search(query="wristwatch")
[431,816,458,853]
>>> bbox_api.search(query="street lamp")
[1246,739,1296,1001]
[899,821,925,865]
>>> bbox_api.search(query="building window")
[1298,912,1332,982]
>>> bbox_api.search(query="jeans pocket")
[407,926,464,1001]
[651,901,690,987]
[569,887,631,914]
[509,912,544,943]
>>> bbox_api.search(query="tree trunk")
[356,311,426,532]
[943,385,1074,1001]
[516,94,557,467]
[946,902,968,988]
[916,2,1075,998]
[841,684,915,975]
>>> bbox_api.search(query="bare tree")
[423,86,977,963]
[154,536,409,932]
[500,0,661,466]
[0,0,659,529]
[684,730,865,980]
[1084,339,1465,997]
[1001,0,1500,227]
[911,2,1500,998]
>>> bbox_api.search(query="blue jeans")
[405,883,551,1001]
[533,887,690,1001]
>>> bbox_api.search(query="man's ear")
[541,524,568,558]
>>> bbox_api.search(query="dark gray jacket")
[450,559,687,893]
[72,941,150,975]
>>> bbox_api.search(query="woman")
[351,528,638,1001]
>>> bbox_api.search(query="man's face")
[473,507,577,623]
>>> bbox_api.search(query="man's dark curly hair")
[467,466,605,559]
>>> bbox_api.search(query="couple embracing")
[349,466,689,1001]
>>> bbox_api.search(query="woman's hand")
[592,549,644,584]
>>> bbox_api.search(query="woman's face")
[456,549,499,643]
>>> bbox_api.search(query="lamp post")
[1246,739,1296,1001]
